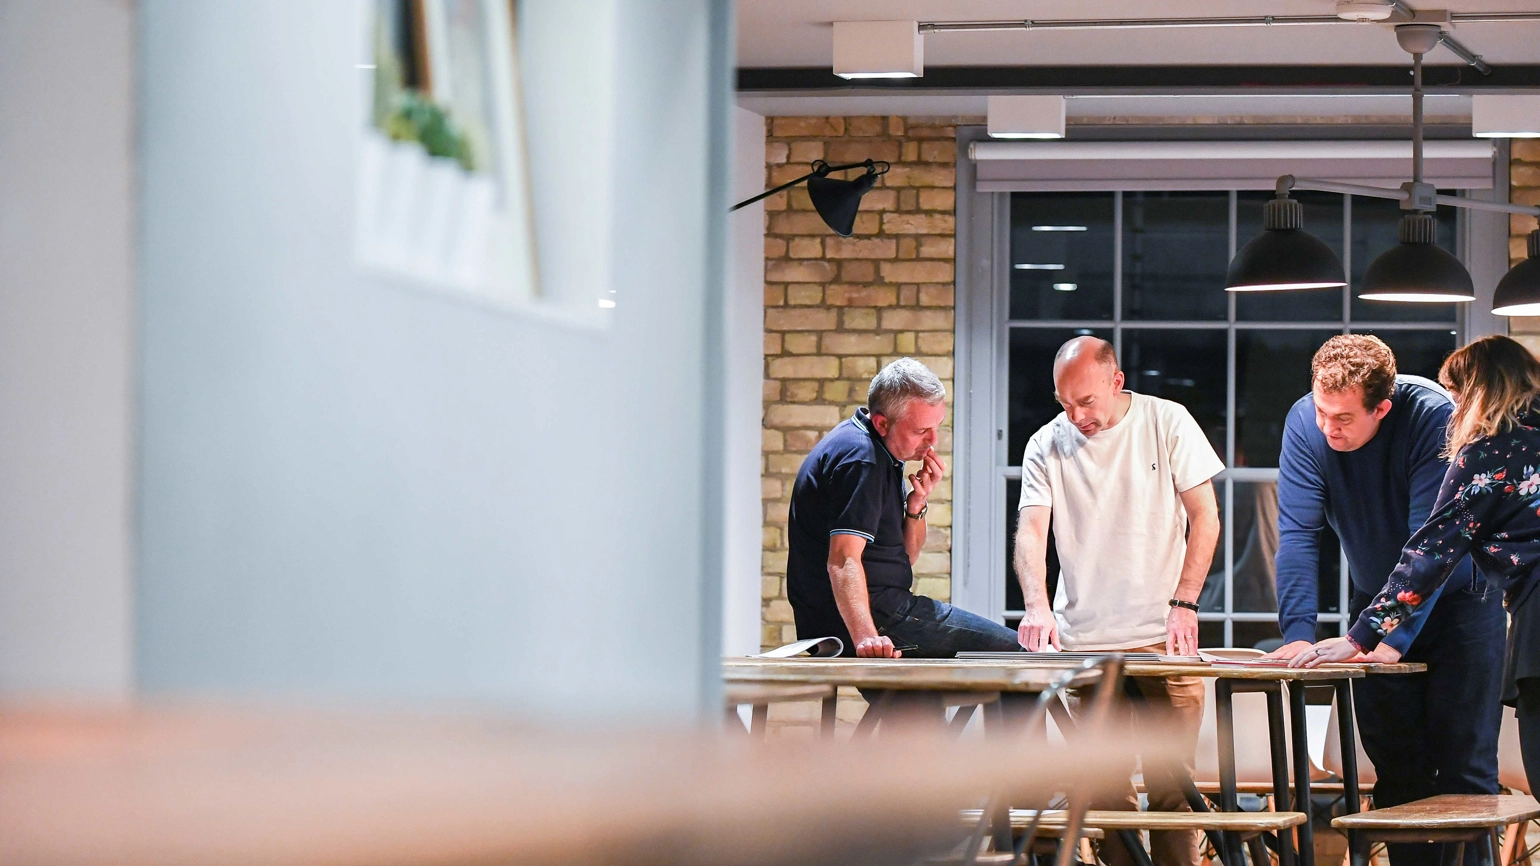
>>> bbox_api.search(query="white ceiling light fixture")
[1335,0,1395,22]
[987,96,1066,140]
[832,21,922,79]
[1473,95,1540,138]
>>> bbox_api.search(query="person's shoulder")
[1137,391,1196,427]
[1023,413,1068,458]
[1396,375,1454,413]
[809,416,878,465]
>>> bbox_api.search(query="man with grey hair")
[787,358,1021,657]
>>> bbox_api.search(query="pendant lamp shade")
[1493,230,1540,316]
[1225,196,1346,292]
[1358,213,1475,303]
[807,169,879,237]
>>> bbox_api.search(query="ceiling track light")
[1225,22,1540,314]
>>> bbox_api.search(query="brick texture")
[1507,141,1540,355]
[760,116,974,651]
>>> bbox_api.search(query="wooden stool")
[723,682,837,738]
[1332,794,1540,866]
[1005,808,1308,866]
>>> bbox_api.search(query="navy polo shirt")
[787,409,914,653]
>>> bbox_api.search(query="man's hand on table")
[854,635,902,658]
[1166,606,1198,657]
[1016,603,1060,651]
[1262,640,1316,662]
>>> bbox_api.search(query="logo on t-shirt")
[1151,462,1156,470]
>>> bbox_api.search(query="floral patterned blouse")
[1347,403,1540,652]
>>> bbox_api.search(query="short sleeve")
[1018,424,1055,510]
[1163,402,1225,492]
[828,460,886,542]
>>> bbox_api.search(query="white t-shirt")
[1018,392,1224,650]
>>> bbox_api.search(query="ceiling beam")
[738,66,1540,94]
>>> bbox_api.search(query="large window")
[997,190,1461,649]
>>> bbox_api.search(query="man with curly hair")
[1267,335,1504,866]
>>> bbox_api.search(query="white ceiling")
[736,0,1540,68]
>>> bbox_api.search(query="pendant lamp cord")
[1412,51,1424,189]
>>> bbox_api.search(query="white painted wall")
[134,0,730,719]
[0,0,135,698]
[724,106,766,656]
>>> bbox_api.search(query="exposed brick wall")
[1507,141,1540,354]
[759,116,972,651]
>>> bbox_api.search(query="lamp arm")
[1285,175,1540,217]
[729,160,889,212]
[730,172,816,211]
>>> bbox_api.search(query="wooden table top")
[727,656,1422,684]
[1332,794,1540,830]
[946,657,1425,681]
[724,682,837,706]
[723,658,1102,692]
[0,703,1136,866]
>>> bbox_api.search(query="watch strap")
[1168,598,1201,613]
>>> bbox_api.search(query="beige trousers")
[1065,642,1206,866]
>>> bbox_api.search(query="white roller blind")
[968,139,1495,191]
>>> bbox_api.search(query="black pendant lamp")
[1358,212,1475,302]
[1358,28,1476,305]
[1493,230,1540,316]
[730,159,890,237]
[1225,184,1346,292]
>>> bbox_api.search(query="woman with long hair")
[1296,335,1540,790]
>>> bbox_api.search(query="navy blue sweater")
[1275,376,1473,653]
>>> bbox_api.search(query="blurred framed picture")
[358,0,540,308]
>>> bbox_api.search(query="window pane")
[1196,477,1230,614]
[1236,191,1346,322]
[1123,191,1229,321]
[1234,621,1284,651]
[1353,328,1459,382]
[1350,195,1460,323]
[1231,480,1279,613]
[1005,478,1060,618]
[1199,622,1225,649]
[1010,193,1115,321]
[1235,329,1340,467]
[1008,327,1113,465]
[1122,329,1227,459]
[1318,524,1343,615]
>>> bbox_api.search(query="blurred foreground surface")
[0,703,1142,866]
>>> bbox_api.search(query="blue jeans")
[1351,581,1506,866]
[875,594,1022,658]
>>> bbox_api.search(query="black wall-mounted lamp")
[731,159,891,237]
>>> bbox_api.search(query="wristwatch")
[905,502,929,520]
[1168,598,1201,613]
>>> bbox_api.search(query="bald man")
[1013,337,1223,866]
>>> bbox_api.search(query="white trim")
[970,140,1494,162]
[969,139,1495,192]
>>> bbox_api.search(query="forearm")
[903,515,925,565]
[1174,512,1218,603]
[1012,515,1051,607]
[829,556,881,642]
[1274,531,1323,645]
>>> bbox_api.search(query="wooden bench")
[954,808,1306,866]
[1332,794,1540,866]
[723,682,837,738]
